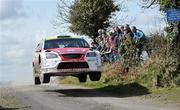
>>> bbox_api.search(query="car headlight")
[45,53,59,59]
[86,52,96,57]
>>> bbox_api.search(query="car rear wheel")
[89,72,101,81]
[34,77,41,85]
[77,74,87,83]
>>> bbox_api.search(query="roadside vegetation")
[59,32,180,104]
[58,0,179,105]
[0,87,25,110]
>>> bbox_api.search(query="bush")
[137,32,180,87]
[102,61,141,84]
[102,62,124,83]
[59,32,179,88]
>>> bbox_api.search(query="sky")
[0,0,167,84]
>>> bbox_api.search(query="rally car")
[32,35,102,85]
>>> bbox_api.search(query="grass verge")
[59,76,180,105]
[142,87,180,106]
[0,87,26,110]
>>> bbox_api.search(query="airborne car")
[32,36,102,85]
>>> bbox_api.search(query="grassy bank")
[143,87,180,106]
[59,58,180,105]
[0,87,25,110]
[59,76,180,105]
[59,43,180,104]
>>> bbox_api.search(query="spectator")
[101,42,112,62]
[131,26,146,60]
[97,29,104,51]
[131,26,145,42]
[120,25,125,34]
[98,29,103,41]
[109,31,118,62]
[109,31,116,49]
[119,25,126,42]
[102,30,107,44]
[91,42,98,49]
[124,24,134,39]
[114,26,123,47]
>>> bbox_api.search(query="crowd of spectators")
[92,24,146,63]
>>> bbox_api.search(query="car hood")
[46,48,89,55]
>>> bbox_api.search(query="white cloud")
[0,0,26,20]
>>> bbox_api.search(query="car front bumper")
[41,60,101,76]
[41,67,101,76]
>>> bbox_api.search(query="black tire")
[34,77,41,85]
[42,74,51,83]
[89,72,101,81]
[78,74,87,83]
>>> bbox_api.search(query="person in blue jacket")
[131,26,145,41]
[131,26,146,60]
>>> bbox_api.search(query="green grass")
[59,76,150,97]
[60,76,108,88]
[59,76,180,104]
[59,58,180,105]
[0,88,27,110]
[1,97,19,109]
[144,87,180,105]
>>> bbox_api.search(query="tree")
[56,0,120,40]
[140,0,180,45]
[140,0,180,86]
[140,0,180,35]
[68,0,119,41]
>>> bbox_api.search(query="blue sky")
[0,0,166,84]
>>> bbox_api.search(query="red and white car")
[32,36,102,85]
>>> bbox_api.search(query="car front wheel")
[34,77,41,85]
[40,74,51,83]
[89,72,101,81]
[77,74,87,83]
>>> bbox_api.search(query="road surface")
[0,84,179,110]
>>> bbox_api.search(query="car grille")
[62,54,82,59]
[57,62,89,69]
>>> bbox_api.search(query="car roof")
[45,35,82,41]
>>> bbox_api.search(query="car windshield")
[44,38,90,49]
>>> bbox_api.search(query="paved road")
[0,84,179,110]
